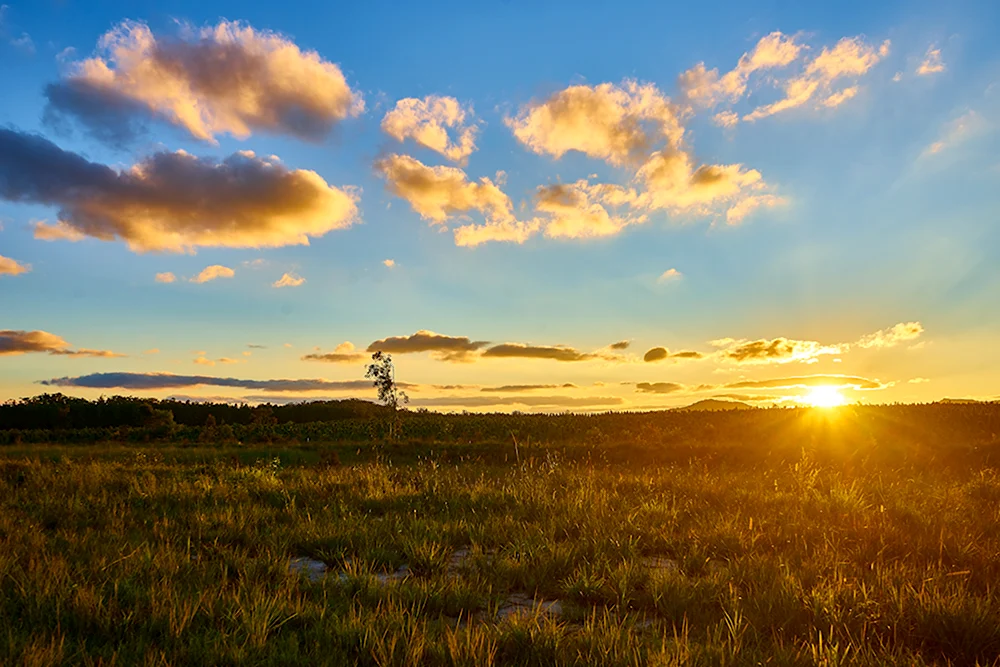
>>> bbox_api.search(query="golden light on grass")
[804,385,846,408]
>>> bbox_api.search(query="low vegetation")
[1,403,999,665]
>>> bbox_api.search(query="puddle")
[288,557,327,582]
[497,593,564,621]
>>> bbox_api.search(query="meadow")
[2,403,1000,665]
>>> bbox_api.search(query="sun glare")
[804,386,846,408]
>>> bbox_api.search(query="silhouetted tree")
[366,352,408,410]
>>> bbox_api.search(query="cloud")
[481,343,617,362]
[145,348,160,354]
[636,382,686,394]
[716,337,842,364]
[822,86,859,108]
[609,340,630,350]
[643,347,668,362]
[0,330,122,357]
[917,47,945,76]
[658,268,682,282]
[744,37,889,122]
[32,220,86,242]
[193,356,215,366]
[643,346,705,362]
[725,194,786,224]
[922,111,986,156]
[713,111,740,128]
[155,272,176,283]
[273,272,305,288]
[382,95,477,164]
[40,372,383,392]
[247,344,267,349]
[507,81,683,167]
[533,180,642,240]
[383,258,396,268]
[679,32,804,108]
[909,377,930,384]
[302,341,366,364]
[0,129,359,253]
[407,395,624,409]
[0,254,30,276]
[44,20,363,145]
[481,383,578,392]
[724,375,886,390]
[367,330,489,362]
[190,265,234,284]
[854,321,923,349]
[10,32,34,55]
[375,153,539,247]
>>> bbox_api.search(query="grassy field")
[2,412,1000,665]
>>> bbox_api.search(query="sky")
[1,0,999,412]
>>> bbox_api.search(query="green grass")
[2,439,1000,665]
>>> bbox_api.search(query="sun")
[804,386,846,408]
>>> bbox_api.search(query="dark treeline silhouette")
[0,394,999,471]
[0,393,390,430]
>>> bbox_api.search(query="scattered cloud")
[367,330,489,362]
[0,254,30,276]
[715,337,842,364]
[193,356,215,366]
[658,268,682,282]
[724,375,886,390]
[145,348,160,354]
[909,377,930,384]
[0,129,359,252]
[643,347,704,362]
[32,220,86,242]
[482,343,618,362]
[302,341,366,364]
[534,180,639,240]
[679,31,804,108]
[744,36,889,122]
[917,46,945,76]
[507,81,683,167]
[40,372,384,392]
[247,344,267,349]
[10,32,33,54]
[273,272,305,288]
[383,259,396,268]
[635,382,686,394]
[922,111,986,157]
[155,272,176,284]
[0,330,123,357]
[609,340,631,350]
[382,95,478,164]
[481,383,578,392]
[190,265,234,284]
[855,321,923,349]
[725,194,786,225]
[375,153,538,247]
[44,20,363,145]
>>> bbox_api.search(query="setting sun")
[804,386,846,408]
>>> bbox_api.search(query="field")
[2,404,1000,665]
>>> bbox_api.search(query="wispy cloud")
[917,46,945,76]
[272,272,305,288]
[0,330,123,357]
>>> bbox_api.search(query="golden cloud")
[643,346,704,362]
[482,343,621,362]
[382,95,477,164]
[273,272,305,288]
[45,20,363,144]
[32,220,85,242]
[0,330,123,357]
[635,382,686,394]
[190,265,235,284]
[367,330,489,362]
[302,341,366,364]
[724,375,886,390]
[0,129,358,253]
[535,181,641,240]
[744,37,889,122]
[0,254,30,276]
[679,31,804,108]
[375,153,538,247]
[155,272,176,284]
[917,46,945,76]
[854,321,923,349]
[506,81,684,167]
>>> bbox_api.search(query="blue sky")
[1,0,998,410]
